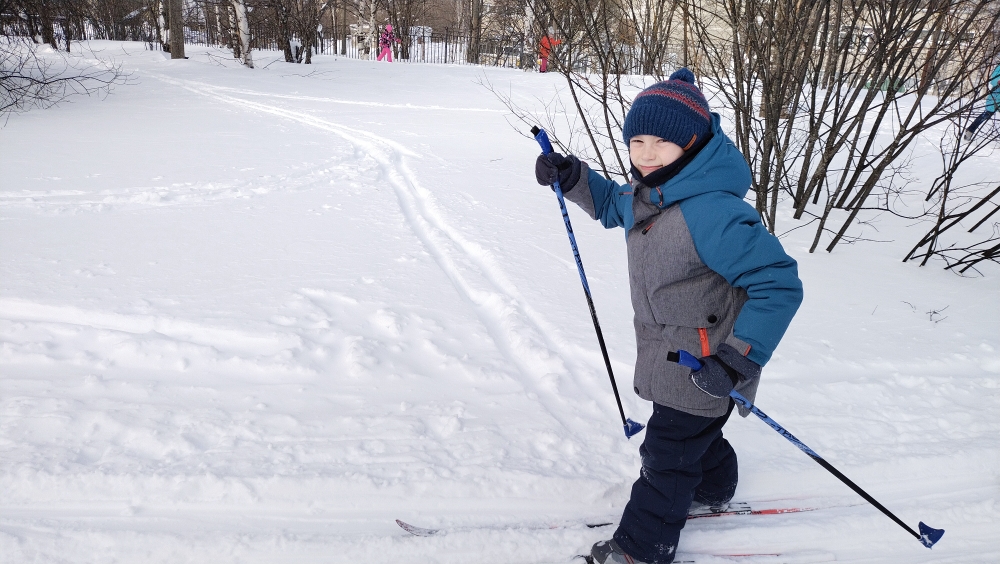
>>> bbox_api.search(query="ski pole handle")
[667,350,703,371]
[531,126,554,155]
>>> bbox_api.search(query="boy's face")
[629,135,684,176]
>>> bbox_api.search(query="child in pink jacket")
[377,24,400,62]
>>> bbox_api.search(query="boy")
[534,69,803,564]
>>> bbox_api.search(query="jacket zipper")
[698,328,711,357]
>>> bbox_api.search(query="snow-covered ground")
[1,42,998,564]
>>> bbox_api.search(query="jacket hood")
[640,113,752,209]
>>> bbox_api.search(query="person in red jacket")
[539,30,561,73]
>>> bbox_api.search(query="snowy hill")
[1,42,998,563]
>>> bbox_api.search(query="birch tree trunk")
[155,0,169,51]
[231,0,253,68]
[368,0,376,60]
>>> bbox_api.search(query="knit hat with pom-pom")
[622,68,711,149]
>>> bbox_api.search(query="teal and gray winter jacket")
[563,113,803,418]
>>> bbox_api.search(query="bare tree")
[297,0,333,63]
[167,0,186,57]
[385,0,427,60]
[230,0,253,66]
[259,0,332,63]
[467,0,483,62]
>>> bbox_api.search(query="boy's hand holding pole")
[688,343,761,398]
[535,152,582,190]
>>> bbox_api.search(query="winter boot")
[586,539,650,564]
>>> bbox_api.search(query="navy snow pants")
[967,109,996,135]
[613,400,737,564]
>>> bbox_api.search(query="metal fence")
[1,13,532,69]
[323,34,530,68]
[240,28,531,69]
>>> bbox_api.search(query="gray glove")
[690,343,762,398]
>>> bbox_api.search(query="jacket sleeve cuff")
[562,162,598,220]
[724,334,753,357]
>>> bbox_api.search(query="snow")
[1,42,998,563]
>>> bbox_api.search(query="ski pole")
[531,126,644,439]
[668,349,945,548]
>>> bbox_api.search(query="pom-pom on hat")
[623,68,711,150]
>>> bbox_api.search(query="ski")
[397,502,819,537]
[674,555,780,562]
[677,551,836,563]
[672,553,834,563]
[686,501,817,520]
[395,518,612,537]
[582,551,833,563]
[579,553,781,563]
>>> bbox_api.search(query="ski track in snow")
[149,72,617,439]
[0,297,305,373]
[0,153,352,211]
[181,81,507,112]
[0,298,298,354]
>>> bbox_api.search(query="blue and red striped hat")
[623,68,711,150]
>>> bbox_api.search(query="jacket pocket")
[647,272,733,330]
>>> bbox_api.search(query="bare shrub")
[688,0,1000,255]
[0,36,130,119]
